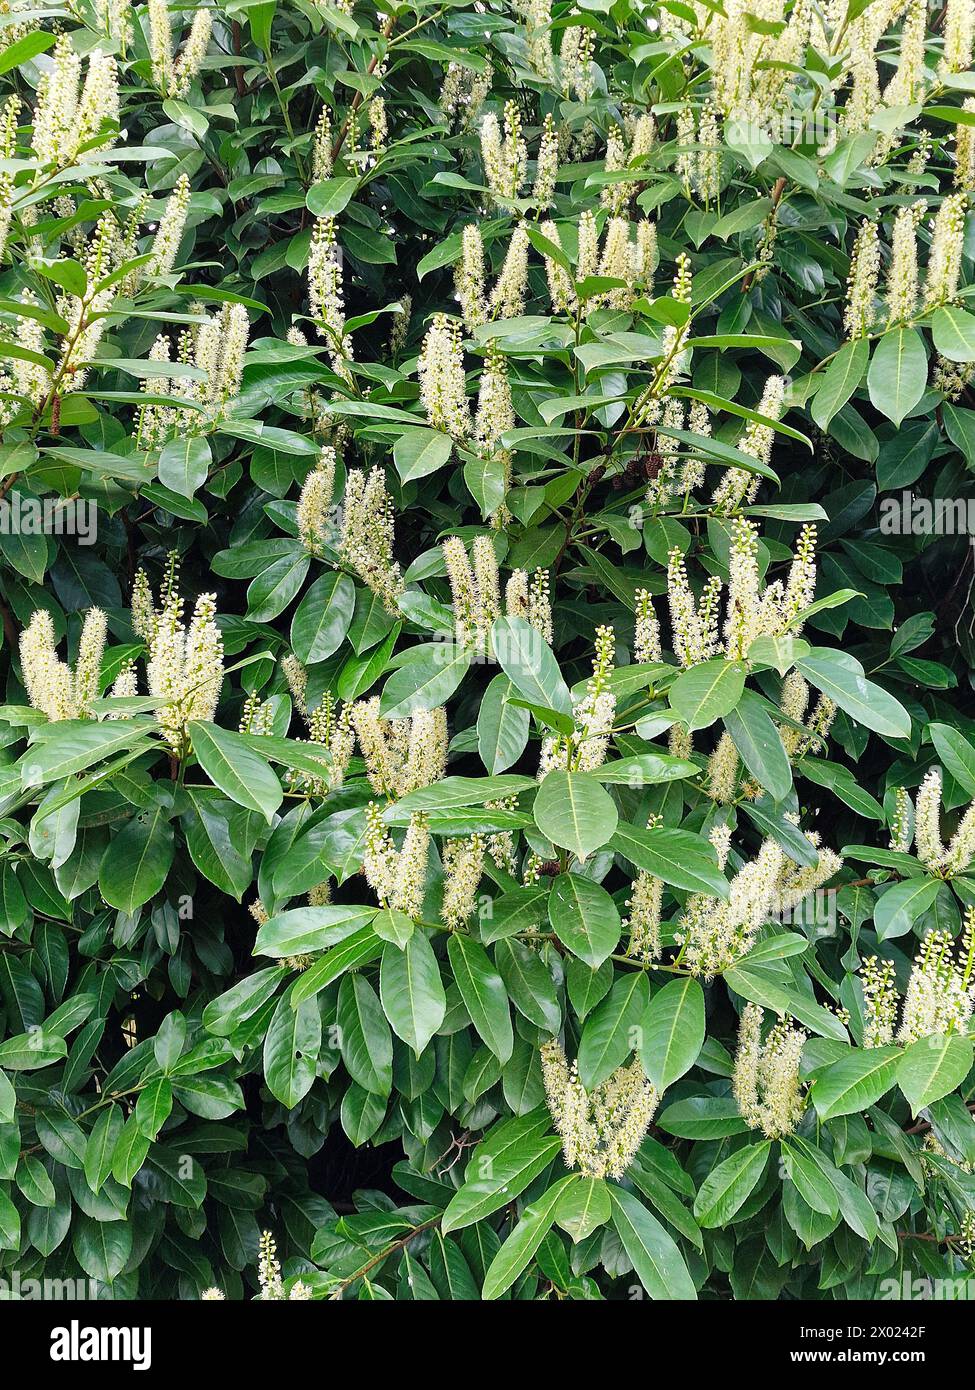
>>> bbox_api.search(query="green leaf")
[263,990,322,1108]
[723,689,792,803]
[609,1185,698,1299]
[447,935,514,1062]
[932,304,975,363]
[158,435,210,498]
[812,337,869,430]
[609,823,729,898]
[0,1030,66,1070]
[578,972,649,1088]
[135,1075,173,1139]
[928,722,975,796]
[98,802,175,913]
[379,933,446,1056]
[19,720,155,785]
[554,1174,612,1243]
[898,1033,974,1117]
[639,977,706,1093]
[692,1141,771,1227]
[441,1111,562,1234]
[380,643,471,720]
[189,722,283,821]
[477,674,529,774]
[291,571,356,664]
[724,963,849,1041]
[795,649,911,740]
[534,769,618,863]
[482,1175,578,1299]
[289,926,384,1004]
[873,877,941,941]
[548,873,621,967]
[669,659,746,732]
[811,1045,903,1119]
[110,1116,150,1189]
[71,1211,133,1283]
[781,1139,839,1217]
[393,427,453,482]
[254,905,378,958]
[306,175,359,216]
[337,973,393,1097]
[492,616,573,716]
[867,327,927,426]
[83,1105,124,1196]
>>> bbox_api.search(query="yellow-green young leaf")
[609,1185,698,1299]
[639,977,706,1092]
[533,769,618,863]
[481,1175,578,1299]
[898,1033,975,1117]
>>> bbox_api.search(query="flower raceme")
[896,769,975,877]
[441,535,551,654]
[733,1003,808,1140]
[666,519,819,671]
[860,916,975,1045]
[129,559,225,757]
[677,826,842,979]
[19,608,107,722]
[541,1040,659,1180]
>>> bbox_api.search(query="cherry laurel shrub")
[2,0,975,1304]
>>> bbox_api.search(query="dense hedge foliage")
[4,0,975,1303]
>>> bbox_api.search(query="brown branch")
[232,21,246,99]
[327,1214,441,1299]
[740,176,788,293]
[330,16,396,164]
